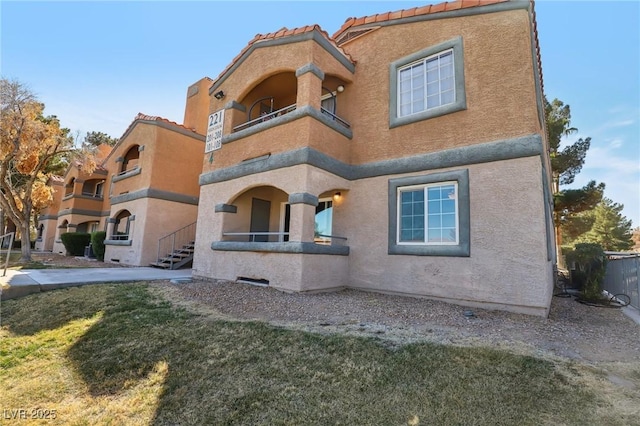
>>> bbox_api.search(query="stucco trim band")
[215,204,238,213]
[200,134,543,186]
[110,188,199,206]
[295,63,325,80]
[210,29,355,94]
[288,192,319,206]
[38,215,58,221]
[211,241,349,256]
[57,208,103,218]
[112,166,142,183]
[104,239,133,246]
[224,100,246,112]
[221,105,352,144]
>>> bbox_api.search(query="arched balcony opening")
[81,179,105,198]
[112,210,132,240]
[57,219,69,240]
[222,185,290,242]
[234,72,297,132]
[121,146,140,173]
[76,221,100,234]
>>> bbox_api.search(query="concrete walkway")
[0,267,192,300]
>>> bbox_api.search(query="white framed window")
[398,49,455,118]
[388,169,469,257]
[389,36,466,128]
[398,182,458,245]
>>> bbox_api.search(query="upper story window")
[389,36,466,129]
[398,49,455,117]
[121,145,140,173]
[65,177,75,196]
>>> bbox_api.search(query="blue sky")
[2,1,639,227]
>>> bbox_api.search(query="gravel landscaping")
[156,278,640,364]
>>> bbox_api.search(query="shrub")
[564,243,607,301]
[91,231,106,261]
[60,232,92,256]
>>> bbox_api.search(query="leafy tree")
[83,131,118,147]
[0,78,93,261]
[578,198,633,252]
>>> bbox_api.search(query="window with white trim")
[398,182,458,245]
[398,49,455,118]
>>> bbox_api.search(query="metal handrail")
[320,107,351,128]
[1,232,15,277]
[233,103,297,132]
[316,233,348,241]
[156,222,197,269]
[223,232,289,243]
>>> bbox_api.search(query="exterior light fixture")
[214,90,225,100]
[333,191,342,201]
[337,85,345,93]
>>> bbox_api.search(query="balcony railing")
[223,232,289,243]
[117,165,139,176]
[81,191,104,198]
[223,232,347,246]
[233,104,297,132]
[320,108,351,129]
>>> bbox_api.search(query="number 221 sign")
[205,109,224,153]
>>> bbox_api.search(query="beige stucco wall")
[196,251,348,293]
[202,116,351,173]
[196,155,552,316]
[340,8,541,164]
[343,155,553,316]
[105,197,198,266]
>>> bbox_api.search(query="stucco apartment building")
[37,0,555,316]
[35,78,209,267]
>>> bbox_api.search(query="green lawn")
[0,283,628,425]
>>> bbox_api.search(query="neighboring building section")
[37,103,206,265]
[101,114,203,266]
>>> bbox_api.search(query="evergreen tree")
[580,198,633,251]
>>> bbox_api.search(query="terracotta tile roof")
[211,24,354,88]
[333,0,509,40]
[132,113,199,134]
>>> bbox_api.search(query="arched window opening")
[65,178,75,196]
[121,146,140,173]
[113,210,132,240]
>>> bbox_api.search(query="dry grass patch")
[0,283,634,425]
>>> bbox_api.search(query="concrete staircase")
[150,241,195,270]
[150,222,196,270]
